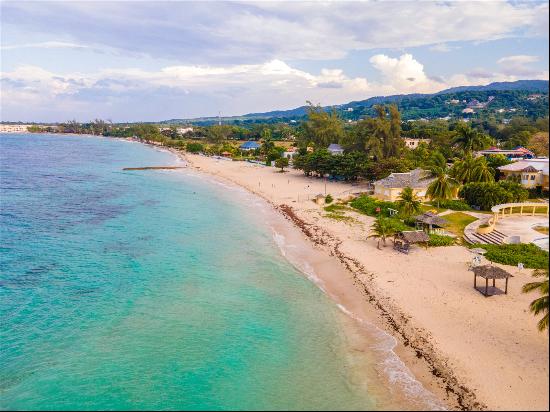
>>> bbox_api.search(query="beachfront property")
[497,158,549,190]
[239,141,261,151]
[327,143,344,155]
[0,124,31,133]
[283,147,298,159]
[372,168,435,201]
[403,137,431,149]
[177,127,194,135]
[475,146,535,160]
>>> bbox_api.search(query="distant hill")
[161,80,548,125]
[435,80,549,94]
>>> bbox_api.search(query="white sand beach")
[183,153,549,411]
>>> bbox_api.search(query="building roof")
[374,168,435,189]
[477,146,535,158]
[396,230,430,243]
[472,265,512,279]
[414,212,448,227]
[239,141,261,149]
[498,158,549,175]
[327,143,343,151]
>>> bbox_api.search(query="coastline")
[174,150,548,411]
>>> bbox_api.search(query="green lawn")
[420,204,446,214]
[443,212,478,238]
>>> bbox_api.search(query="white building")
[327,143,344,155]
[403,137,431,149]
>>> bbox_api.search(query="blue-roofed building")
[327,143,344,155]
[239,141,261,151]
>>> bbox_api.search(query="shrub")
[428,234,456,247]
[479,244,549,269]
[186,142,204,153]
[478,223,490,229]
[403,216,417,227]
[430,199,471,211]
[349,195,398,217]
[325,194,333,204]
[324,203,347,213]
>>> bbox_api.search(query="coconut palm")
[396,186,422,217]
[367,217,397,249]
[426,152,459,206]
[472,156,495,182]
[452,124,492,154]
[522,268,549,332]
[452,154,495,184]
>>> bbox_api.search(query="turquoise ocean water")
[0,134,440,410]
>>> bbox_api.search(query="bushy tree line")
[292,150,368,180]
[459,181,528,210]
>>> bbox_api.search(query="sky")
[1,0,549,123]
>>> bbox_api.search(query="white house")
[327,143,344,155]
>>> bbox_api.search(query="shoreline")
[172,150,466,410]
[175,150,548,411]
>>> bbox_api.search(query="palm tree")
[426,152,459,206]
[452,124,491,154]
[452,154,495,184]
[472,156,495,182]
[522,268,549,332]
[396,186,422,217]
[367,217,397,249]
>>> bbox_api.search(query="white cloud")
[497,55,542,76]
[369,54,444,94]
[2,1,548,62]
[2,53,548,122]
[429,43,456,53]
[0,41,90,51]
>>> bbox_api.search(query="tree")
[426,152,459,204]
[301,102,344,148]
[522,269,549,332]
[396,187,422,217]
[459,181,528,210]
[368,217,398,249]
[452,124,492,153]
[275,157,289,172]
[206,125,231,143]
[452,155,495,184]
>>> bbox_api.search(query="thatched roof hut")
[415,212,448,228]
[472,265,511,279]
[396,230,430,243]
[472,265,512,296]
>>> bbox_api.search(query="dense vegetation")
[459,181,529,210]
[478,244,549,270]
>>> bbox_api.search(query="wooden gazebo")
[414,212,448,234]
[393,230,430,253]
[472,265,512,297]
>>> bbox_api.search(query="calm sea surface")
[0,133,439,410]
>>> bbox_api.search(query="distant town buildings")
[177,127,194,135]
[403,137,431,149]
[0,124,30,133]
[476,146,535,160]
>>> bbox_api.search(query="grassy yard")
[323,203,356,223]
[443,212,478,238]
[420,204,446,214]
